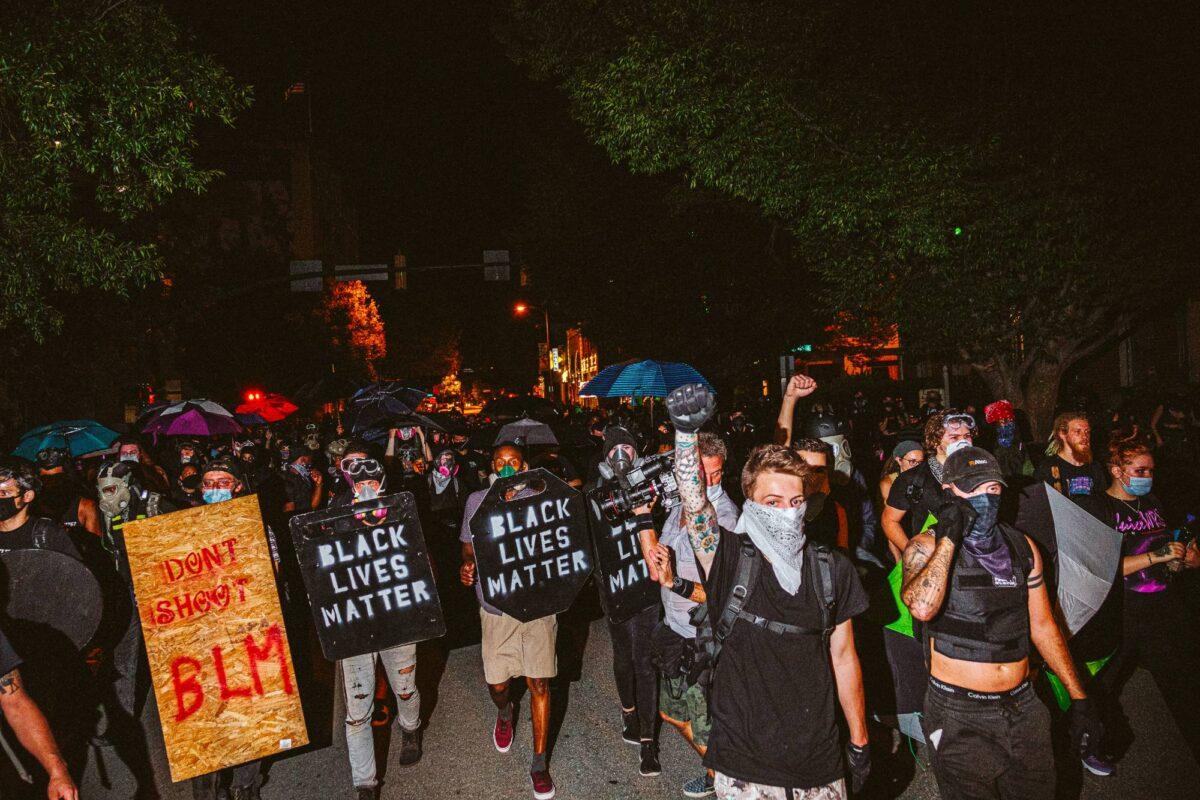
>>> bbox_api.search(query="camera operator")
[589,423,664,777]
[649,432,739,799]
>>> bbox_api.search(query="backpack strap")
[812,543,837,646]
[714,538,760,644]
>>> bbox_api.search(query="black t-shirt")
[1033,456,1107,503]
[0,627,21,676]
[702,529,869,788]
[886,461,943,536]
[0,517,81,560]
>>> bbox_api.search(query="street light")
[513,301,550,347]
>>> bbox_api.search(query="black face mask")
[0,496,21,522]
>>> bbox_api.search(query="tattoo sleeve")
[674,429,719,565]
[0,668,20,695]
[900,536,956,621]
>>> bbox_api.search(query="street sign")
[288,492,445,661]
[587,498,659,623]
[483,250,511,281]
[467,468,592,622]
[334,264,389,282]
[290,260,324,292]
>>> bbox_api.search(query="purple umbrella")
[142,400,242,437]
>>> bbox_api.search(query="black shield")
[587,496,660,623]
[0,549,103,651]
[468,468,592,622]
[289,492,445,661]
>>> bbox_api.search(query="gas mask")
[396,427,416,442]
[119,449,139,464]
[820,435,853,483]
[98,476,132,517]
[304,433,321,451]
[598,444,636,482]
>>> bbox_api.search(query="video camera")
[592,451,681,523]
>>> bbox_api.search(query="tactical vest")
[923,522,1033,664]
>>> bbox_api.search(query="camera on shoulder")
[592,451,681,523]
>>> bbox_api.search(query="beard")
[1067,442,1093,464]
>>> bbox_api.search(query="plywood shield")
[124,495,308,782]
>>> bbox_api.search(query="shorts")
[480,608,557,685]
[714,773,846,800]
[659,675,712,746]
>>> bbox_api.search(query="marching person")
[666,384,872,800]
[900,446,1102,799]
[330,441,423,799]
[460,442,557,800]
[650,432,739,799]
[32,446,101,538]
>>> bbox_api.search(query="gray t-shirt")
[660,489,740,638]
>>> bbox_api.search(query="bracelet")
[632,513,655,531]
[1147,553,1154,569]
[671,577,695,598]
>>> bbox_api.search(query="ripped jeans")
[341,644,420,788]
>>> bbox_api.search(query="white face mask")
[734,500,808,595]
[946,438,972,458]
[706,483,724,502]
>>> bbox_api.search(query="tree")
[323,281,387,381]
[501,1,1197,434]
[0,0,251,340]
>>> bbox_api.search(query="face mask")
[965,493,1002,535]
[353,483,381,502]
[946,438,972,458]
[119,452,138,463]
[734,501,808,595]
[706,484,724,502]
[179,454,195,465]
[804,490,828,522]
[496,465,517,479]
[397,428,416,442]
[821,435,853,481]
[202,488,233,504]
[961,492,1014,585]
[996,421,1016,448]
[0,496,21,522]
[97,477,132,516]
[290,462,311,480]
[1125,476,1153,497]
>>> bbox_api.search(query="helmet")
[802,411,850,440]
[35,446,71,471]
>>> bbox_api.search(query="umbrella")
[13,419,119,461]
[580,359,712,398]
[496,418,558,447]
[347,383,433,433]
[235,412,268,426]
[236,392,298,423]
[142,399,242,437]
[294,372,363,405]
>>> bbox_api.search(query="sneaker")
[530,769,555,800]
[682,774,715,798]
[638,741,661,777]
[1082,753,1114,777]
[397,725,423,766]
[494,707,515,753]
[355,788,377,800]
[621,709,640,746]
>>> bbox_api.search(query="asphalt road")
[76,614,1198,800]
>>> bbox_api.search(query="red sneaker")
[493,710,514,753]
[530,769,555,800]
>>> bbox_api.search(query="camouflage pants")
[714,773,846,800]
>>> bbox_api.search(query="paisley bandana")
[734,500,809,595]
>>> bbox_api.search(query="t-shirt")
[1034,456,1107,503]
[660,490,740,639]
[0,626,22,676]
[1103,493,1171,594]
[0,517,81,560]
[886,461,943,536]
[702,529,869,788]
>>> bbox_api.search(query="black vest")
[924,522,1033,664]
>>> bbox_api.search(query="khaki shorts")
[480,608,557,684]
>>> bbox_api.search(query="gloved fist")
[666,383,716,434]
[933,490,976,548]
[1068,697,1105,758]
[846,740,871,795]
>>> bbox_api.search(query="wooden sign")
[124,495,308,782]
[288,492,446,661]
[586,497,659,624]
[467,468,592,622]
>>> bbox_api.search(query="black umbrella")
[347,383,432,433]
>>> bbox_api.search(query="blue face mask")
[1125,476,1153,497]
[202,488,233,505]
[496,465,517,479]
[996,421,1016,449]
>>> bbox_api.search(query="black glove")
[846,741,871,795]
[932,490,976,548]
[1068,697,1105,757]
[665,383,716,434]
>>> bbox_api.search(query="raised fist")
[784,374,818,399]
[666,383,716,433]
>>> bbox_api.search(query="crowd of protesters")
[0,378,1197,800]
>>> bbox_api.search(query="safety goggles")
[942,412,977,430]
[340,457,383,477]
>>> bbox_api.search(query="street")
[79,617,1198,800]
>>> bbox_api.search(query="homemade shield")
[0,549,103,650]
[1044,485,1123,636]
[288,492,445,661]
[587,496,659,623]
[123,496,308,782]
[467,468,592,622]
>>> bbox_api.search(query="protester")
[900,446,1101,799]
[331,442,424,799]
[878,441,924,558]
[0,459,80,558]
[667,382,871,800]
[460,443,557,800]
[1033,411,1107,504]
[115,436,170,495]
[650,432,739,799]
[790,438,849,551]
[32,446,101,538]
[280,442,323,514]
[982,400,1032,483]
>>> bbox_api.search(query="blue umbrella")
[580,359,713,398]
[13,419,120,461]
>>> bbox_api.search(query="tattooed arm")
[0,668,78,799]
[666,384,720,574]
[1026,539,1087,699]
[900,533,956,621]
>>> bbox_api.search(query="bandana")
[962,494,1015,586]
[734,500,809,595]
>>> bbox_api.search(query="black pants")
[1094,588,1200,762]
[190,760,262,799]
[607,604,659,741]
[920,679,1054,800]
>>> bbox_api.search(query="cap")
[942,446,1006,492]
[201,457,244,484]
[602,424,638,456]
[892,440,923,460]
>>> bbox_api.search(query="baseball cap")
[942,446,1006,492]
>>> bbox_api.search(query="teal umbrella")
[13,419,119,461]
